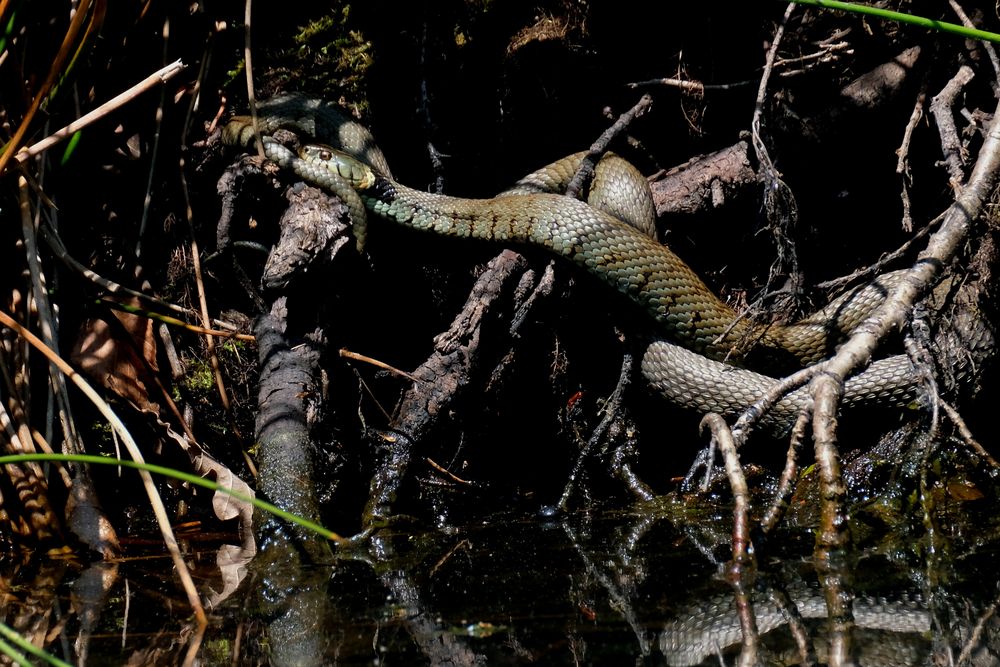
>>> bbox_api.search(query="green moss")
[183,358,216,393]
[289,8,373,112]
[221,339,247,355]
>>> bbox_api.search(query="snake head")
[299,144,377,191]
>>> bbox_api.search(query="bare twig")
[183,25,232,415]
[565,94,653,200]
[940,399,1000,468]
[424,457,473,485]
[904,324,941,441]
[773,40,852,71]
[557,352,633,511]
[340,348,424,384]
[896,87,928,231]
[611,429,655,501]
[627,77,755,92]
[99,299,254,341]
[815,211,942,291]
[730,363,822,444]
[930,66,976,189]
[765,582,818,666]
[957,593,999,665]
[21,174,119,553]
[759,409,811,534]
[20,186,74,473]
[751,3,804,318]
[41,222,234,326]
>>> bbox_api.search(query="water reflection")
[4,496,1000,665]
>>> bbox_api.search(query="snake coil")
[223,93,920,430]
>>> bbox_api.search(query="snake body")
[660,584,934,666]
[223,94,919,427]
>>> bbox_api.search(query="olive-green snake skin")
[222,93,919,428]
[660,582,948,666]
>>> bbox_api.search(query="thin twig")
[339,348,423,384]
[765,581,818,666]
[896,87,927,231]
[759,408,811,534]
[751,2,804,322]
[730,363,822,445]
[99,300,253,341]
[242,0,264,160]
[957,594,998,665]
[611,429,655,501]
[424,457,473,485]
[20,177,88,507]
[773,40,852,69]
[940,399,1000,468]
[557,352,633,511]
[897,89,927,176]
[904,323,941,441]
[564,94,653,200]
[752,4,795,175]
[627,77,755,92]
[40,223,243,332]
[814,211,943,291]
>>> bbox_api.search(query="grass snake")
[222,93,920,430]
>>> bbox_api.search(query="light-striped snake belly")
[222,93,920,429]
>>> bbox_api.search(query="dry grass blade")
[0,0,93,176]
[12,59,185,165]
[20,172,118,555]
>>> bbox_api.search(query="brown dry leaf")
[148,409,255,545]
[70,298,160,413]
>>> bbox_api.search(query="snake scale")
[222,93,919,429]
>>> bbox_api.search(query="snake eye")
[318,148,333,160]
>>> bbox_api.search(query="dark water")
[6,491,1000,666]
